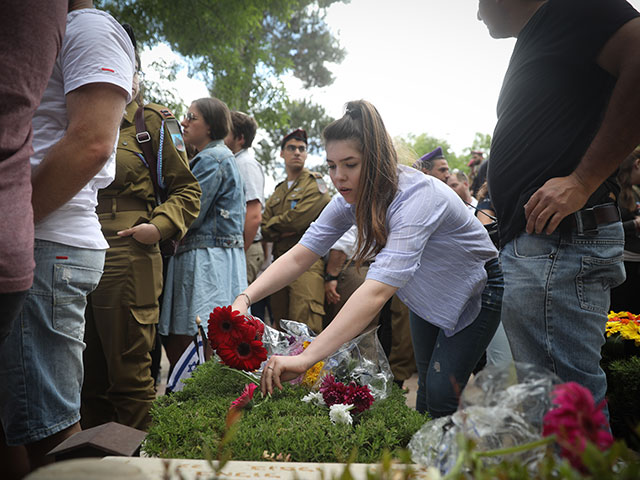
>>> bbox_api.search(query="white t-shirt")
[465,196,478,213]
[235,148,265,242]
[32,8,135,249]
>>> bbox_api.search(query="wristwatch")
[324,273,339,282]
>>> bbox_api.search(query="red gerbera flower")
[208,306,247,350]
[542,382,614,471]
[230,383,257,410]
[245,315,265,341]
[217,325,267,371]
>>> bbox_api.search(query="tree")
[397,133,466,172]
[397,132,493,174]
[97,0,347,135]
[255,98,336,178]
[141,58,186,117]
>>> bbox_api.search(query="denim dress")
[159,140,247,336]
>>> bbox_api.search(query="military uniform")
[261,168,330,333]
[82,102,201,430]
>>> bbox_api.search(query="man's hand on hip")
[524,174,591,235]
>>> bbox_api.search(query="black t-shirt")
[488,0,639,245]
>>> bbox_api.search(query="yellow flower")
[606,311,640,345]
[301,361,324,388]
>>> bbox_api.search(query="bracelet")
[237,292,252,307]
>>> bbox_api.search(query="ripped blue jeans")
[409,257,502,417]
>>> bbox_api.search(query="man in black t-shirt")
[478,0,640,409]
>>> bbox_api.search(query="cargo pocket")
[127,306,157,356]
[308,300,326,334]
[130,241,163,307]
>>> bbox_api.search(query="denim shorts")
[0,239,104,445]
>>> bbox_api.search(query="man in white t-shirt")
[225,111,266,283]
[0,1,134,473]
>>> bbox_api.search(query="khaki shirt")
[99,102,201,241]
[261,168,330,258]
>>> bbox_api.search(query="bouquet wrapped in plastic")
[408,362,562,474]
[262,319,393,400]
[207,307,393,401]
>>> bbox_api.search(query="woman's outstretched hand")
[260,354,309,395]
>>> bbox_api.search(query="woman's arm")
[260,278,398,394]
[231,243,320,313]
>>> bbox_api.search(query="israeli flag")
[167,338,205,393]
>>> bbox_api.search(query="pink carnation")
[542,382,614,471]
[230,383,257,410]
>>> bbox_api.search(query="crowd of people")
[2,0,640,478]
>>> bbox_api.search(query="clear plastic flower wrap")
[258,318,393,400]
[409,362,562,474]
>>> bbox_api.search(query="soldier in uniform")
[261,129,330,333]
[81,52,202,431]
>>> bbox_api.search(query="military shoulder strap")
[134,105,166,203]
[310,171,328,194]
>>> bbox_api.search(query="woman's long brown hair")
[323,100,398,268]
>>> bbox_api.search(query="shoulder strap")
[134,105,166,203]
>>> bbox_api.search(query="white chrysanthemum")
[301,391,326,406]
[329,403,353,425]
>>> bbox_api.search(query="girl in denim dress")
[160,97,247,371]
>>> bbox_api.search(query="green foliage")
[396,132,492,174]
[255,98,337,179]
[141,58,185,117]
[601,348,640,449]
[97,0,347,136]
[469,132,492,156]
[144,360,428,463]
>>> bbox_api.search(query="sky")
[142,0,640,189]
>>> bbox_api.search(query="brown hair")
[229,111,258,148]
[193,97,231,141]
[617,149,640,212]
[323,100,398,268]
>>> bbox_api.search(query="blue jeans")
[0,240,104,445]
[500,222,625,408]
[410,257,503,417]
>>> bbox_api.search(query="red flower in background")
[230,383,257,410]
[208,306,247,349]
[542,382,614,470]
[246,315,264,341]
[217,324,267,371]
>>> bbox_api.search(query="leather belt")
[96,197,151,215]
[558,203,621,235]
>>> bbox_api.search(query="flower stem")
[474,435,555,458]
[220,363,259,385]
[443,435,555,479]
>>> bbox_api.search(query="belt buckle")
[136,131,151,143]
[574,208,598,236]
